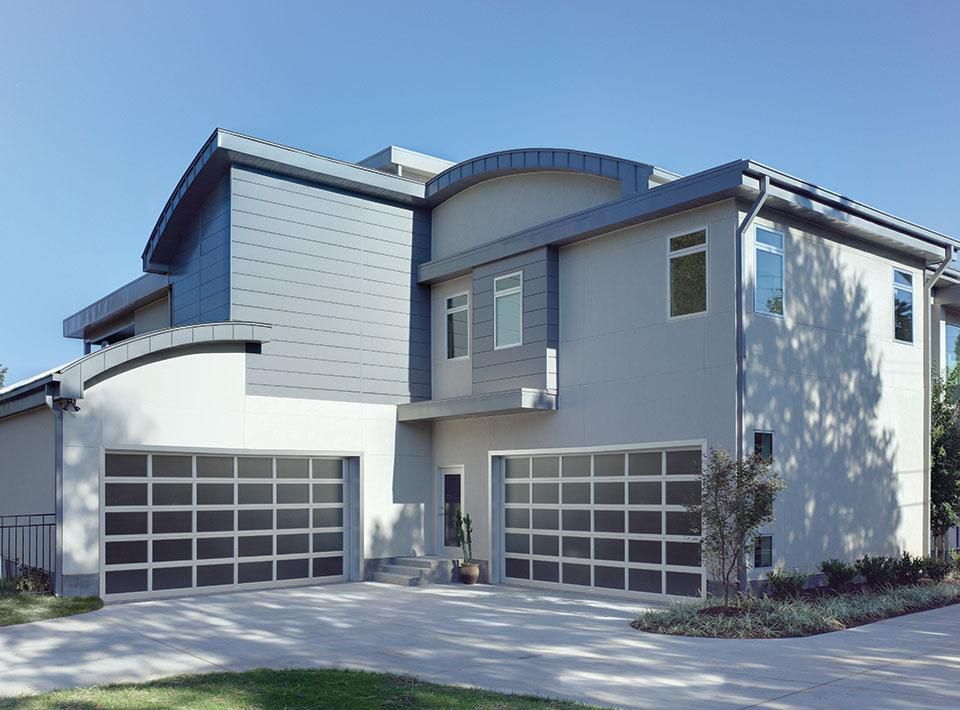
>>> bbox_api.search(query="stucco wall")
[0,407,55,516]
[431,201,740,561]
[60,349,432,578]
[743,210,927,572]
[430,172,622,260]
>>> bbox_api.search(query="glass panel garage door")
[101,452,347,600]
[501,448,704,599]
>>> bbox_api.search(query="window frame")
[754,225,785,318]
[666,228,709,321]
[493,271,524,350]
[893,269,914,345]
[444,291,471,361]
[753,431,774,463]
[754,535,773,569]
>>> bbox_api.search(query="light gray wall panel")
[230,166,431,403]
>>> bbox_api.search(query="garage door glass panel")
[198,510,234,532]
[666,511,701,536]
[562,563,590,586]
[629,540,661,564]
[505,509,530,529]
[197,564,234,587]
[106,483,147,506]
[106,569,147,594]
[562,456,590,477]
[153,455,192,477]
[198,456,234,478]
[238,535,273,557]
[312,508,343,528]
[594,454,624,476]
[666,450,701,476]
[562,509,590,531]
[106,541,147,565]
[277,534,309,555]
[562,536,590,558]
[629,568,662,594]
[532,534,559,556]
[154,511,192,534]
[277,558,310,580]
[239,484,273,505]
[504,458,530,478]
[313,484,343,504]
[629,481,661,505]
[594,510,624,533]
[505,557,529,579]
[197,537,234,560]
[532,483,559,504]
[532,560,559,582]
[666,571,701,597]
[238,561,272,583]
[313,557,343,577]
[532,457,559,478]
[278,509,310,529]
[595,482,624,505]
[562,482,590,504]
[531,509,558,530]
[153,539,192,562]
[106,512,147,536]
[505,533,529,554]
[198,484,234,505]
[666,542,701,567]
[628,452,661,476]
[594,538,625,561]
[278,484,310,504]
[629,511,662,534]
[238,457,271,478]
[505,483,529,504]
[152,484,192,506]
[313,532,343,553]
[665,481,701,506]
[312,459,342,479]
[153,566,192,590]
[277,458,309,478]
[105,453,147,477]
[595,565,625,589]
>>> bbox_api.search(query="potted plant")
[455,509,479,584]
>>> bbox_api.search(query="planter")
[459,562,480,585]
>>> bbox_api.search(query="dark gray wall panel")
[230,167,431,403]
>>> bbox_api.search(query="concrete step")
[373,572,422,586]
[395,557,453,570]
[381,564,428,578]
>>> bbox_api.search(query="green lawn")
[0,669,597,709]
[0,593,102,627]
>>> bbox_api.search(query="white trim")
[753,225,785,318]
[893,267,915,344]
[493,271,523,350]
[436,466,465,557]
[666,227,710,321]
[444,291,471,360]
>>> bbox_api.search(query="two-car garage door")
[101,451,349,600]
[500,447,704,599]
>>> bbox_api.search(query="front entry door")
[438,467,463,557]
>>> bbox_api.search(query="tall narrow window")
[893,270,913,343]
[445,293,469,359]
[754,535,773,568]
[754,431,773,462]
[947,323,960,372]
[494,272,523,349]
[669,230,707,318]
[755,227,784,316]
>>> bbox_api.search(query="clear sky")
[1,1,957,384]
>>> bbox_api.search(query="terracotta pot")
[459,562,480,585]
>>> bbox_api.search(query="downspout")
[44,388,64,597]
[924,245,953,556]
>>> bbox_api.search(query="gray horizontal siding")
[169,176,231,326]
[230,167,431,403]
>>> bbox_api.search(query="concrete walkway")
[1,582,959,708]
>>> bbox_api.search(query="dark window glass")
[277,533,309,555]
[153,539,192,562]
[666,450,701,476]
[666,571,702,597]
[313,556,343,577]
[532,483,559,505]
[504,458,530,479]
[277,458,309,479]
[105,569,147,594]
[105,453,146,477]
[105,512,147,536]
[312,532,343,553]
[594,510,625,533]
[277,484,310,504]
[197,537,234,560]
[443,473,461,548]
[313,484,343,504]
[629,481,661,505]
[628,452,661,476]
[238,535,272,557]
[152,483,192,506]
[561,455,590,477]
[594,454,624,476]
[562,563,590,586]
[105,483,147,507]
[505,483,529,504]
[313,508,343,529]
[153,455,191,478]
[237,457,271,478]
[595,565,625,590]
[446,302,469,359]
[505,508,530,529]
[670,230,707,252]
[197,483,234,505]
[665,481,701,506]
[198,510,234,532]
[562,536,590,559]
[278,509,310,529]
[153,511,192,534]
[277,558,310,580]
[629,511,661,535]
[562,509,590,531]
[594,482,624,505]
[894,272,913,343]
[153,566,192,590]
[504,557,529,579]
[532,457,559,478]
[197,456,234,478]
[531,508,558,530]
[562,482,590,504]
[754,432,773,462]
[238,561,273,584]
[754,535,773,568]
[666,542,701,567]
[505,532,529,554]
[595,538,625,561]
[105,541,147,565]
[532,560,559,582]
[532,534,559,557]
[238,509,272,531]
[239,484,272,505]
[629,540,661,564]
[666,511,701,536]
[312,459,343,479]
[197,563,234,587]
[629,568,661,594]
[669,248,707,317]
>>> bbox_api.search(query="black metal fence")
[0,513,56,582]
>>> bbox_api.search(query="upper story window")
[755,227,784,316]
[946,322,960,372]
[754,431,774,463]
[445,293,470,359]
[494,272,523,349]
[893,270,913,343]
[668,230,707,318]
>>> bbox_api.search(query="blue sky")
[1,1,957,384]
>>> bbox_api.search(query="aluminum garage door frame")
[491,440,706,602]
[100,447,361,602]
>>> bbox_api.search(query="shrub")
[952,550,960,574]
[14,565,51,594]
[766,569,806,599]
[922,556,953,583]
[819,559,856,590]
[855,554,898,587]
[895,552,924,585]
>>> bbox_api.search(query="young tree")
[0,364,6,387]
[687,448,785,607]
[931,365,960,557]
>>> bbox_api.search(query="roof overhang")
[397,388,557,422]
[358,146,455,181]
[63,273,170,340]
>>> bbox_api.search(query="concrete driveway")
[1,582,959,708]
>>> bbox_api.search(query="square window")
[754,535,773,568]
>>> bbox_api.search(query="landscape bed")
[631,581,960,639]
[0,590,102,628]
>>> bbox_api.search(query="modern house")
[1,129,958,602]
